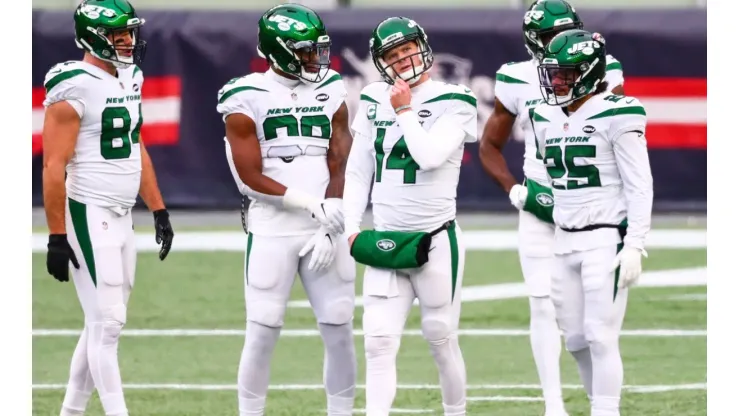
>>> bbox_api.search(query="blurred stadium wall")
[31,1,706,212]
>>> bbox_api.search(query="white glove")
[299,227,337,272]
[283,188,345,235]
[508,184,528,210]
[611,246,648,289]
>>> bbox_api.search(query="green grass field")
[32,229,707,415]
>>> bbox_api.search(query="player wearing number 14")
[344,17,477,416]
[42,1,174,416]
[532,29,654,416]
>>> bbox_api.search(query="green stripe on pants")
[245,232,253,284]
[68,198,97,287]
[614,242,624,301]
[447,223,459,302]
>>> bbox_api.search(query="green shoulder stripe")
[133,65,142,78]
[316,73,341,90]
[587,106,646,120]
[44,69,101,92]
[606,61,623,71]
[360,94,379,104]
[423,92,477,108]
[496,73,528,84]
[218,86,269,104]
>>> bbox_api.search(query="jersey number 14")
[374,128,420,184]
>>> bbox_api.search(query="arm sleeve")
[343,131,376,236]
[395,111,468,171]
[224,137,284,206]
[43,78,86,118]
[217,86,256,122]
[613,130,653,251]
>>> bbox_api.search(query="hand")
[153,209,174,261]
[508,184,528,210]
[299,227,337,272]
[47,234,80,282]
[611,246,647,289]
[390,78,412,113]
[311,198,345,236]
[348,232,359,249]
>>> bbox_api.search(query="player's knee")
[421,316,451,344]
[101,303,126,344]
[318,297,355,325]
[529,296,557,322]
[564,332,588,352]
[364,335,400,359]
[584,320,619,356]
[247,300,286,328]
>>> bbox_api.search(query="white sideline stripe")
[32,383,706,392]
[32,328,707,337]
[641,98,706,124]
[288,267,707,307]
[352,410,432,414]
[468,396,543,402]
[30,229,707,253]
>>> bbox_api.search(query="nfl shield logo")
[563,122,569,131]
[291,92,298,101]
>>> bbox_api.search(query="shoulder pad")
[44,61,101,94]
[312,70,344,91]
[217,73,270,104]
[495,61,530,85]
[606,54,623,71]
[422,82,477,109]
[359,81,388,105]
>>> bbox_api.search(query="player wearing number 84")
[41,1,174,415]
[532,29,654,416]
[344,16,477,416]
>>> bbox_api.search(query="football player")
[477,1,625,414]
[344,17,478,416]
[531,29,653,416]
[217,4,356,416]
[42,1,174,415]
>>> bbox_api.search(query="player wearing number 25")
[532,29,654,416]
[42,1,174,416]
[344,17,477,416]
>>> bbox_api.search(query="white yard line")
[32,383,706,392]
[30,229,707,253]
[31,328,707,337]
[468,396,544,402]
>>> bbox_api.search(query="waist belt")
[560,223,627,240]
[261,145,328,159]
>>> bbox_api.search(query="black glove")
[153,209,174,261]
[47,234,80,282]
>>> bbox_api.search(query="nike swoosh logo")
[625,98,635,104]
[50,69,61,74]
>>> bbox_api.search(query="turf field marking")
[288,267,706,307]
[30,229,706,253]
[468,396,544,402]
[352,410,432,414]
[31,383,706,392]
[31,328,707,337]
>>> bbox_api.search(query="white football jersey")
[351,79,478,232]
[531,92,647,253]
[43,60,144,211]
[217,69,348,236]
[494,55,624,185]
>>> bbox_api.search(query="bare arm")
[325,102,352,198]
[478,99,519,193]
[139,140,166,211]
[42,101,80,234]
[225,113,288,196]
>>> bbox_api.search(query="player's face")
[547,67,577,96]
[107,28,134,58]
[295,43,330,74]
[382,41,423,75]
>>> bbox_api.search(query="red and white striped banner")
[32,76,182,156]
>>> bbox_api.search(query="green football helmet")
[523,0,583,61]
[370,17,434,84]
[257,4,331,83]
[74,0,147,68]
[538,29,607,107]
